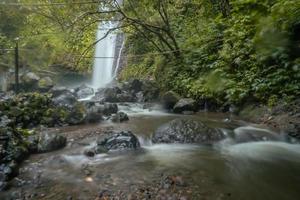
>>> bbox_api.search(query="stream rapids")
[0,103,299,200]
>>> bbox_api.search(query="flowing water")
[92,21,117,88]
[92,0,124,89]
[1,104,299,200]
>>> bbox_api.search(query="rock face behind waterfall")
[92,79,160,103]
[152,119,224,144]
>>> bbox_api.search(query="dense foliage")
[120,0,300,106]
[0,0,299,106]
[0,93,87,128]
[0,0,99,71]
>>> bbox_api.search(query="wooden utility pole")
[14,38,19,94]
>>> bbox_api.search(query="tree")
[75,0,182,60]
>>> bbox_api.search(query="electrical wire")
[0,1,101,7]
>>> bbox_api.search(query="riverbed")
[1,104,299,200]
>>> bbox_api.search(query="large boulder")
[37,130,67,153]
[111,112,129,123]
[121,79,160,102]
[162,91,180,110]
[75,84,94,99]
[83,101,118,118]
[121,79,143,93]
[22,72,40,85]
[37,77,54,92]
[65,103,87,125]
[233,126,282,143]
[52,91,77,108]
[152,119,224,144]
[102,87,122,102]
[173,98,197,113]
[103,103,118,115]
[21,72,40,91]
[49,86,71,98]
[97,131,140,152]
[141,80,160,102]
[85,104,103,123]
[116,92,136,102]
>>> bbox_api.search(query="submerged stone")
[97,131,140,151]
[37,130,67,153]
[75,84,94,99]
[152,119,224,144]
[111,112,129,123]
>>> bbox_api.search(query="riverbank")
[0,77,299,199]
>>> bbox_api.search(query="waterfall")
[113,37,125,78]
[92,22,117,89]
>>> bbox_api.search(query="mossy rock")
[65,102,87,125]
[38,77,54,92]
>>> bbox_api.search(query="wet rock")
[13,146,29,162]
[95,87,137,102]
[27,135,39,153]
[121,79,160,102]
[65,103,87,125]
[0,115,12,128]
[22,72,40,85]
[49,86,71,97]
[162,91,180,110]
[83,149,95,157]
[97,131,140,151]
[161,175,186,189]
[136,91,145,103]
[52,91,77,108]
[111,112,129,123]
[75,84,94,99]
[97,189,112,199]
[128,79,143,93]
[173,98,197,113]
[83,102,117,122]
[116,92,136,102]
[152,119,224,144]
[102,87,122,102]
[234,126,281,143]
[37,130,67,153]
[141,80,160,102]
[94,145,108,154]
[0,161,19,186]
[85,104,103,123]
[0,181,8,191]
[103,103,118,115]
[37,77,54,92]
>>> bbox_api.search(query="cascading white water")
[113,37,125,78]
[92,22,117,88]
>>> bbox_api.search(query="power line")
[0,1,101,7]
[68,49,183,59]
[0,48,183,59]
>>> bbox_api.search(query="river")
[1,103,299,200]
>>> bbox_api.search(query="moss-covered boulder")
[37,130,66,153]
[38,77,54,92]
